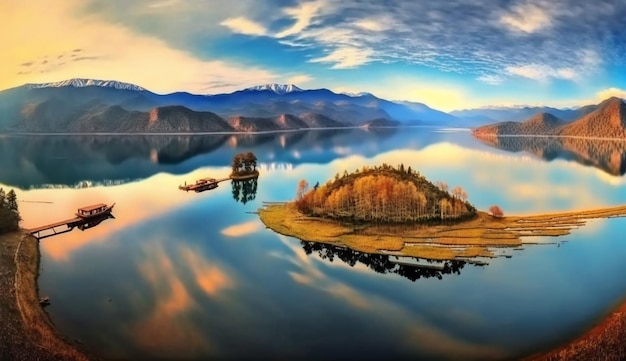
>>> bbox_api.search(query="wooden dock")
[179,177,231,193]
[27,204,115,240]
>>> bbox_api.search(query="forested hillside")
[295,164,476,223]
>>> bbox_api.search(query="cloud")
[224,0,622,84]
[505,64,549,80]
[596,87,626,100]
[0,1,280,93]
[503,47,601,82]
[220,16,268,36]
[499,1,553,33]
[148,0,180,9]
[310,47,374,69]
[354,18,391,32]
[275,0,325,38]
[287,74,313,84]
[476,74,505,85]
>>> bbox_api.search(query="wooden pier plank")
[27,217,81,234]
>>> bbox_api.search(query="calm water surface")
[4,128,626,360]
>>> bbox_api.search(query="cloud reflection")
[127,240,234,357]
[273,235,507,359]
[220,220,263,237]
[12,167,231,261]
[132,243,211,357]
[181,248,233,296]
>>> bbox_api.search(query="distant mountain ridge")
[2,77,618,134]
[452,104,595,123]
[0,78,463,133]
[243,83,303,94]
[472,97,626,139]
[27,78,146,91]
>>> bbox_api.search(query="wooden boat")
[75,203,115,219]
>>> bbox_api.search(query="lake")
[4,127,626,360]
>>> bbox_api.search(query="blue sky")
[3,0,626,111]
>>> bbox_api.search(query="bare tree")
[297,179,309,200]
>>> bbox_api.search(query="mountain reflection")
[231,178,258,205]
[0,128,402,189]
[474,135,626,176]
[300,241,468,282]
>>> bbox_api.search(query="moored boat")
[75,203,115,219]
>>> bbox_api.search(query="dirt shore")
[526,300,626,361]
[0,231,90,361]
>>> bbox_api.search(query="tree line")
[295,163,476,223]
[0,188,21,234]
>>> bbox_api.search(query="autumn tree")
[294,165,476,224]
[489,205,504,218]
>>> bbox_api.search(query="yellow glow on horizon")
[1,1,279,93]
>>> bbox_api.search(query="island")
[258,163,626,260]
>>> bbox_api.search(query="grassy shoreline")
[0,231,90,361]
[258,202,626,260]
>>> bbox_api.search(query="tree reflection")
[300,241,468,282]
[231,177,259,205]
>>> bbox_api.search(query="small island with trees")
[179,151,259,193]
[230,151,259,179]
[259,163,626,260]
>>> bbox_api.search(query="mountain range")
[472,97,626,138]
[0,78,454,133]
[0,78,622,134]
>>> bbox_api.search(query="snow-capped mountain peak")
[342,91,375,97]
[27,78,146,91]
[244,83,303,94]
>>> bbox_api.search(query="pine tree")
[0,188,20,234]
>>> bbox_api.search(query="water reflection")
[474,135,626,176]
[0,127,488,190]
[231,178,258,205]
[22,127,626,361]
[300,241,469,282]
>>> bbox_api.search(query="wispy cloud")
[217,0,624,82]
[499,1,553,34]
[148,0,180,9]
[1,1,280,93]
[597,87,626,100]
[309,47,374,69]
[275,0,325,38]
[220,16,268,36]
[287,74,313,84]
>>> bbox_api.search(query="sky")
[2,0,626,111]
